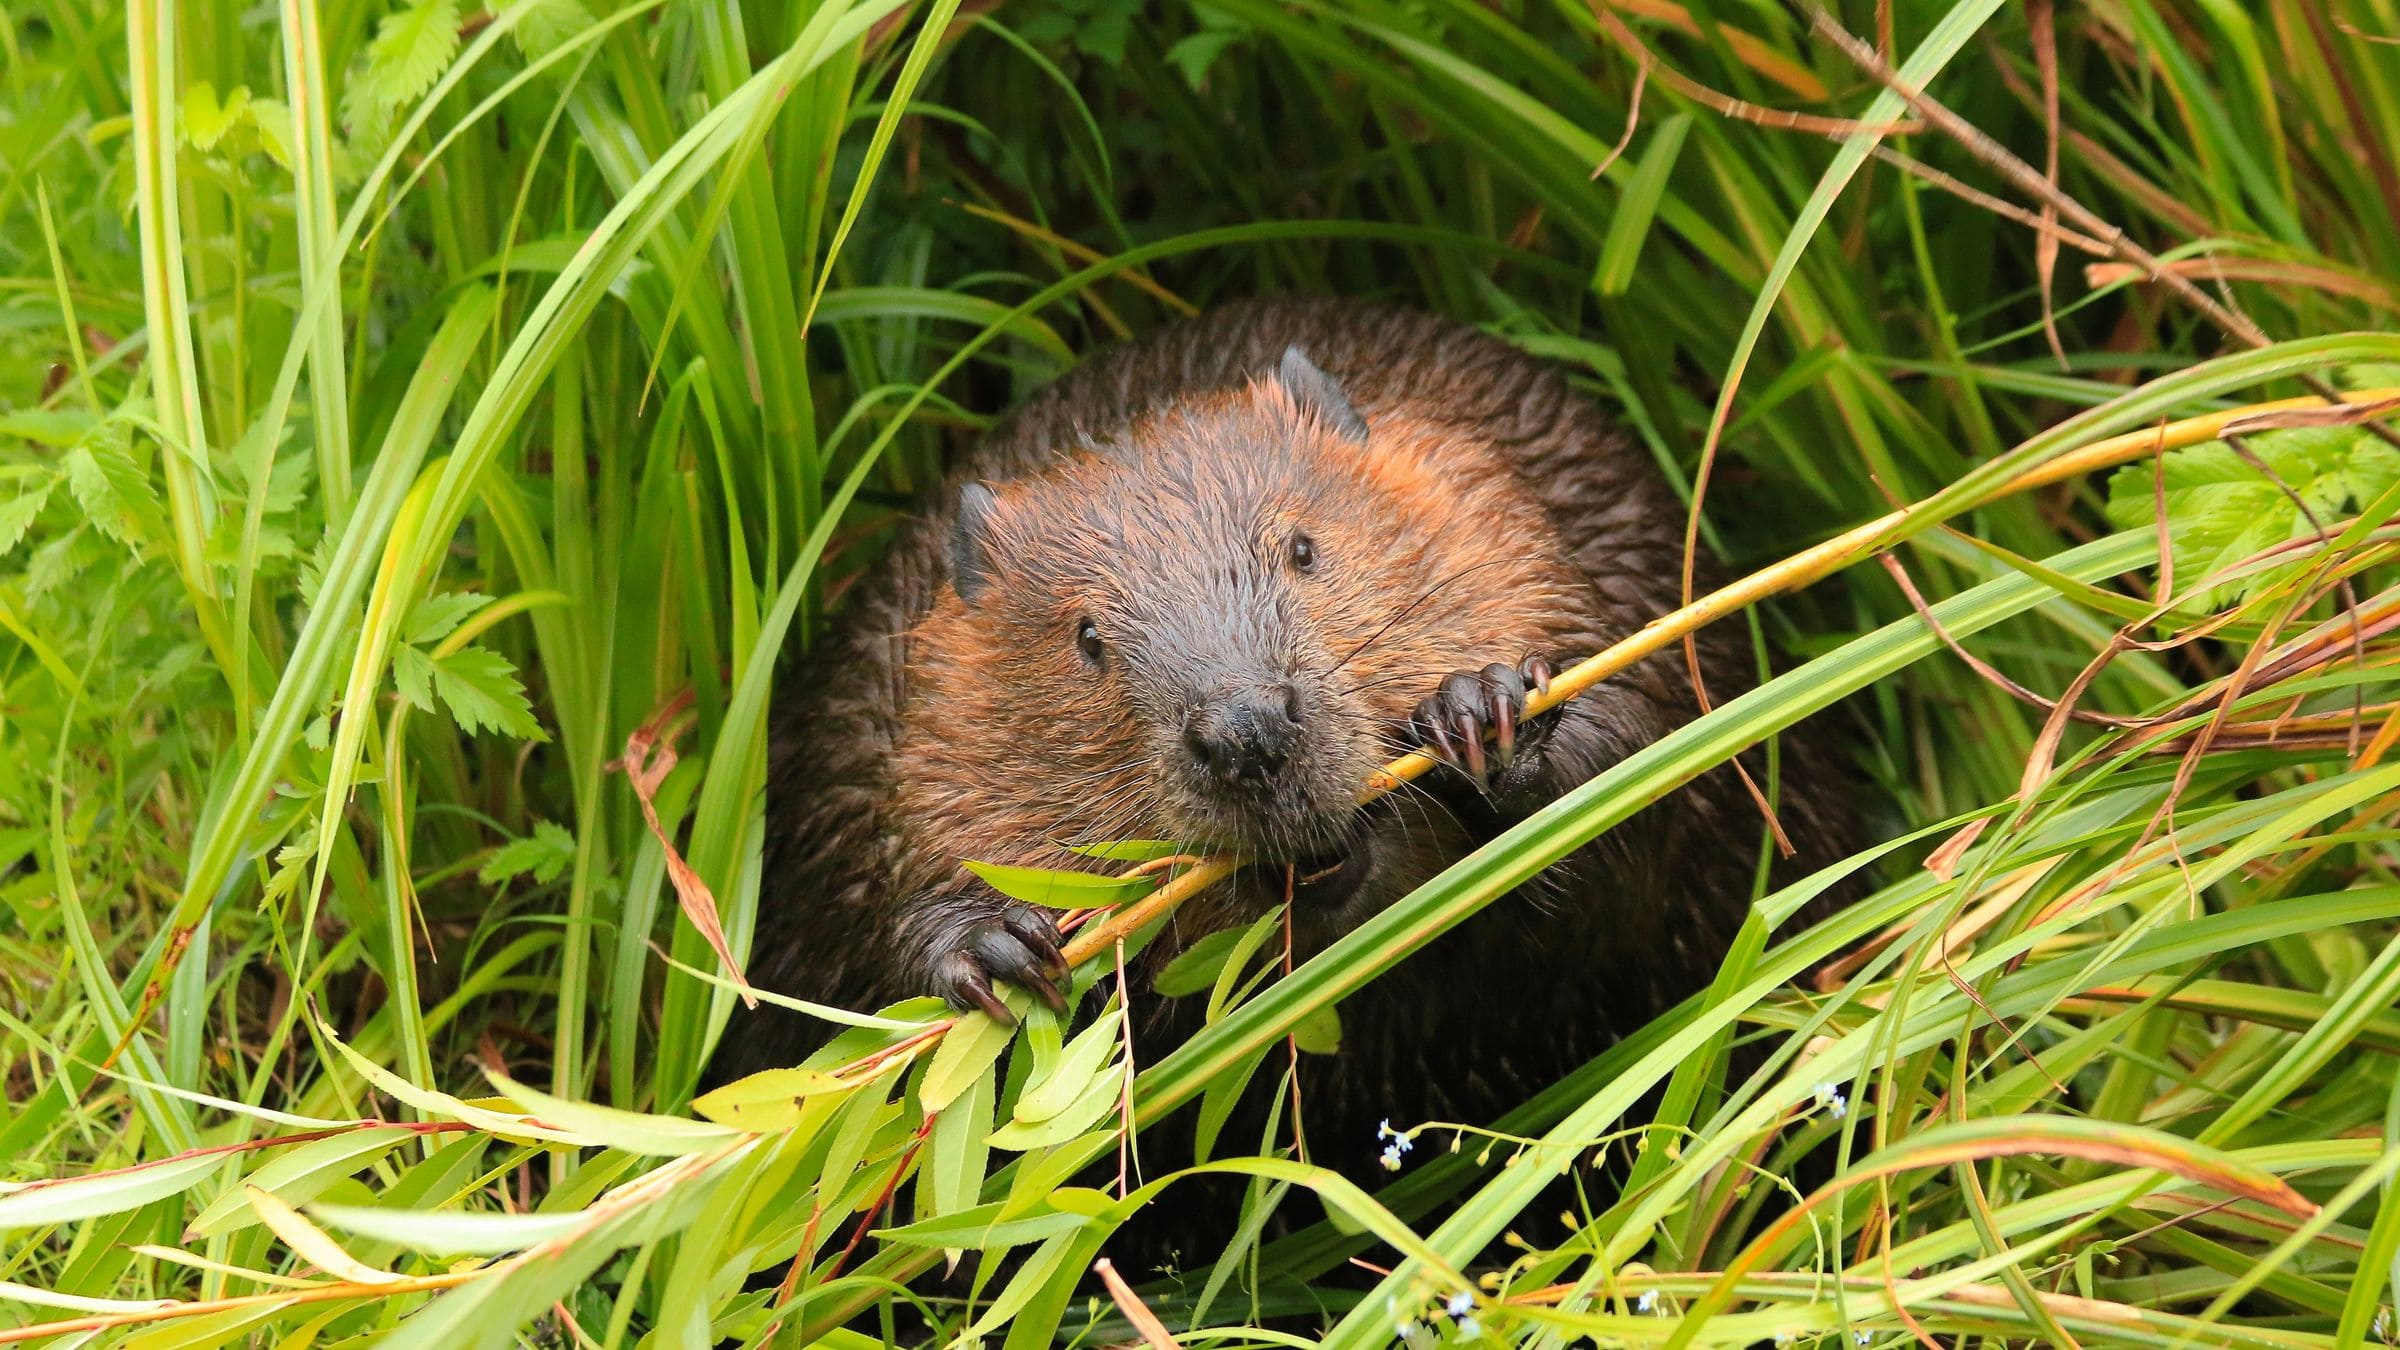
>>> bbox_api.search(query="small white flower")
[1854,1331,1873,1346]
[1453,1317,1481,1340]
[1381,1143,1405,1171]
[1636,1289,1657,1314]
[1815,1081,1850,1120]
[1772,1333,1796,1347]
[1446,1291,1475,1319]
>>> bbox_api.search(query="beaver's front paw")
[1407,655,1557,792]
[929,905,1071,1023]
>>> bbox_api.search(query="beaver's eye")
[1076,618,1105,667]
[1289,532,1318,574]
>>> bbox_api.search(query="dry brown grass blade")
[1601,0,1829,100]
[953,201,1197,317]
[1589,2,1919,141]
[1095,1258,1185,1350]
[2086,258,2400,315]
[1870,145,2112,256]
[609,689,757,1007]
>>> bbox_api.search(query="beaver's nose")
[1184,682,1305,787]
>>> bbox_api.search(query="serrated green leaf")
[427,645,545,740]
[246,97,295,168]
[963,860,1155,910]
[181,81,248,150]
[344,0,462,130]
[296,535,335,612]
[477,819,575,885]
[392,643,436,714]
[0,480,55,556]
[2104,425,2393,610]
[62,437,166,553]
[203,511,299,567]
[404,590,493,646]
[508,0,594,58]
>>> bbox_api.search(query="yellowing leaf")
[247,1185,405,1284]
[690,1066,854,1132]
[921,1008,1018,1113]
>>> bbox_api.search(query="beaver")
[714,297,1858,1260]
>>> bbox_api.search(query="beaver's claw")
[1408,655,1555,792]
[933,906,1071,1023]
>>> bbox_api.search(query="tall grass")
[2,0,2399,1344]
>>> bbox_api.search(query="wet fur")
[718,298,1858,1250]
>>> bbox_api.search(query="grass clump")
[3,0,2400,1345]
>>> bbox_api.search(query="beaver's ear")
[1277,345,1368,443]
[950,482,1001,605]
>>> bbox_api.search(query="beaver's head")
[902,347,1579,924]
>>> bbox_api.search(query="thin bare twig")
[2029,0,2066,368]
[1869,146,2112,257]
[1589,2,1922,141]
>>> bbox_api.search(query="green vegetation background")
[5,0,2400,1344]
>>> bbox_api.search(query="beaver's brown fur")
[715,298,1858,1252]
